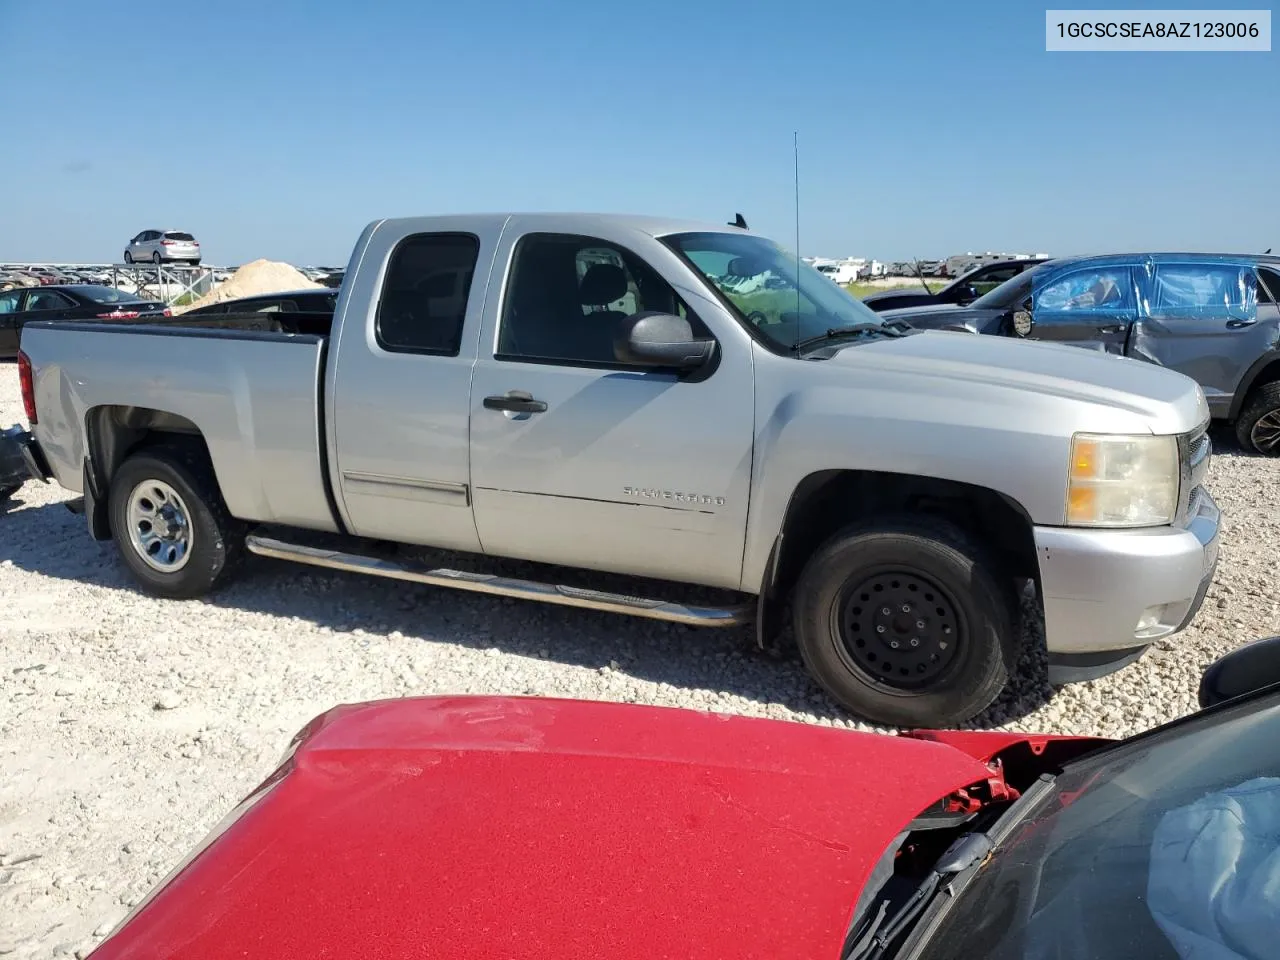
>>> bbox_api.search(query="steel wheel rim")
[834,569,965,691]
[126,479,194,573]
[1250,410,1280,453]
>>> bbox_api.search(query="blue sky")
[0,0,1275,265]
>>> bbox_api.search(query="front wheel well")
[766,470,1040,607]
[1232,358,1280,418]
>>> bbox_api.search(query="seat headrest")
[579,264,628,307]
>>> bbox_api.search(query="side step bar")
[245,534,752,628]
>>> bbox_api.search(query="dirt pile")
[173,259,322,314]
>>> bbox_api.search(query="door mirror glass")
[1198,635,1280,708]
[614,311,715,369]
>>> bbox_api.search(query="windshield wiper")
[793,321,904,354]
[842,833,992,960]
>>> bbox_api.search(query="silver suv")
[124,230,202,265]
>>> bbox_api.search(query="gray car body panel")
[20,213,1220,661]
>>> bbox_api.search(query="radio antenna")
[793,130,801,347]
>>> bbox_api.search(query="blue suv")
[883,253,1280,454]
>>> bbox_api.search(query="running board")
[244,534,752,628]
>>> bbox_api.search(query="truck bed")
[19,320,340,532]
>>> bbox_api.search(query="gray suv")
[885,253,1280,454]
[124,230,202,265]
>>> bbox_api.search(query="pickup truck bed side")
[28,323,339,533]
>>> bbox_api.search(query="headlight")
[1066,433,1178,527]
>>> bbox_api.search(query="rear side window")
[1150,263,1256,319]
[376,233,479,356]
[0,290,21,313]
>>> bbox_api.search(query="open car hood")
[90,696,1032,960]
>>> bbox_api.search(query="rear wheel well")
[1233,358,1280,418]
[86,405,212,493]
[767,470,1039,605]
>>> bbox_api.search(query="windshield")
[912,689,1280,960]
[662,231,887,353]
[967,265,1046,310]
[75,285,143,304]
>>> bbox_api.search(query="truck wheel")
[1235,382,1280,455]
[108,445,245,599]
[791,517,1014,728]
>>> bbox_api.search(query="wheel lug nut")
[910,638,919,647]
[890,640,900,649]
[901,604,911,613]
[915,620,925,629]
[876,625,886,634]
[881,607,891,616]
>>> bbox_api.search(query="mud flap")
[82,457,111,540]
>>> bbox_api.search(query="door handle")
[1226,318,1258,329]
[1098,324,1125,334]
[483,390,548,414]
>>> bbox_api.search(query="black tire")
[791,516,1015,728]
[1234,381,1280,456]
[107,444,245,599]
[152,252,162,264]
[123,251,133,264]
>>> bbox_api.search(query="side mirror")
[1198,636,1280,708]
[614,312,715,370]
[956,284,980,304]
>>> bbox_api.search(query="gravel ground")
[1,362,1278,957]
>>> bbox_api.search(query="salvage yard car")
[82,637,1280,960]
[885,253,1280,455]
[1,213,1221,727]
[0,284,170,359]
[861,257,1051,312]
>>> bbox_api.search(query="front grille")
[1176,421,1212,525]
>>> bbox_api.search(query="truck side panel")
[22,323,338,532]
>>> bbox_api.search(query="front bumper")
[1035,487,1220,684]
[0,424,51,493]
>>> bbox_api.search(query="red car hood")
[92,696,1023,960]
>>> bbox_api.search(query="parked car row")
[882,252,1280,455]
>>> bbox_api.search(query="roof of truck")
[374,212,758,239]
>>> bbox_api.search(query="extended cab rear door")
[325,216,506,552]
[466,218,755,590]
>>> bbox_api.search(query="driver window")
[497,232,706,367]
[1035,267,1134,313]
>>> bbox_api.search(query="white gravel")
[1,362,1278,957]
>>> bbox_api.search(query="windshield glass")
[75,285,143,304]
[662,231,887,353]
[913,690,1280,960]
[967,265,1048,310]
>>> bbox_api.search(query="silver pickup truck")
[2,213,1221,727]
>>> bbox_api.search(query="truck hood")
[834,328,1209,431]
[92,696,1006,960]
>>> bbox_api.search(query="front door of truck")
[467,223,755,590]
[1022,263,1137,354]
[1128,261,1280,419]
